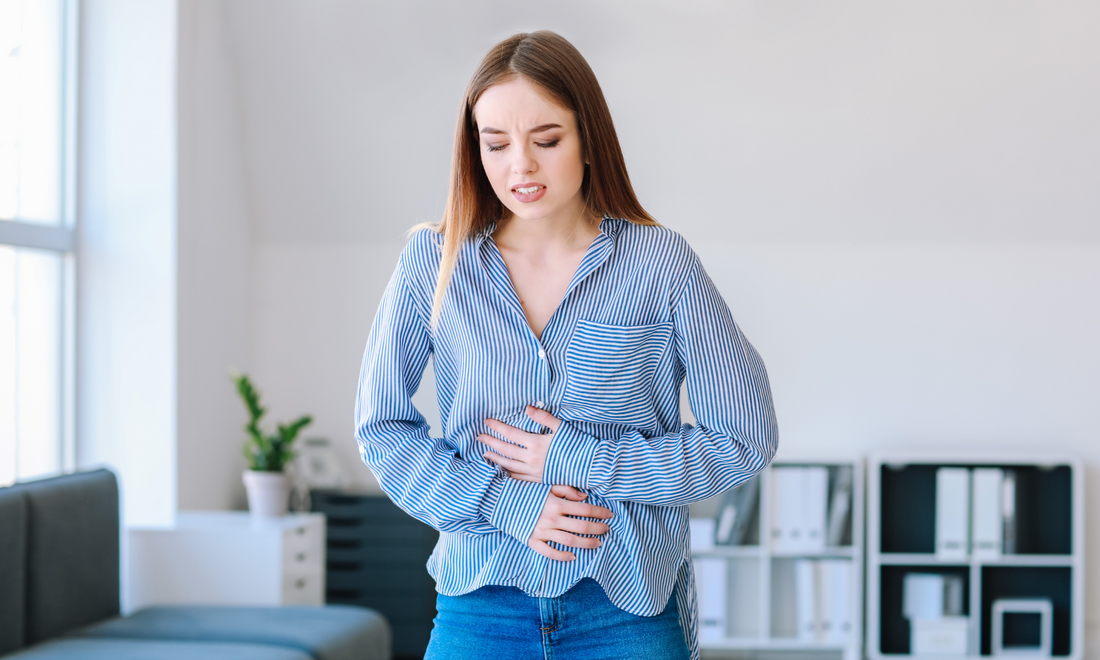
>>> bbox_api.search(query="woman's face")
[472,77,587,227]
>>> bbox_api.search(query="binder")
[715,502,737,547]
[971,468,1003,559]
[715,476,760,546]
[794,558,818,641]
[942,574,965,617]
[818,559,852,644]
[935,468,970,559]
[689,518,715,553]
[770,467,801,552]
[1002,469,1017,554]
[802,467,829,552]
[696,557,727,642]
[826,466,853,547]
[903,572,965,621]
[903,573,946,620]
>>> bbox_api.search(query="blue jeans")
[424,577,690,660]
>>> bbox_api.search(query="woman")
[355,31,777,660]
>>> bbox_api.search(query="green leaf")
[232,371,312,474]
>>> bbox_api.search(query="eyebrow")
[479,123,562,135]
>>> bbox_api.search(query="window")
[0,0,77,485]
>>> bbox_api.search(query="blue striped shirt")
[355,216,778,659]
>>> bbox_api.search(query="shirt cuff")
[480,475,553,545]
[542,421,600,490]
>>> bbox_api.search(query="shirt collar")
[476,214,621,246]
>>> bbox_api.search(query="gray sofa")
[0,469,391,659]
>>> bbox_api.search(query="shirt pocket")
[560,319,674,429]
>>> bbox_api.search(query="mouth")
[511,183,547,203]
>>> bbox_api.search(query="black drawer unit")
[311,491,439,660]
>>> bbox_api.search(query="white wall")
[176,0,253,511]
[78,0,177,527]
[177,0,1100,649]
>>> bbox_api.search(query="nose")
[511,142,536,175]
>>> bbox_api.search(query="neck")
[494,205,600,253]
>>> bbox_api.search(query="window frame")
[0,0,79,480]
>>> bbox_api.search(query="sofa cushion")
[0,486,27,655]
[18,470,120,644]
[3,638,314,660]
[77,605,391,660]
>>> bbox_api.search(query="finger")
[508,472,540,483]
[525,405,562,432]
[483,451,534,476]
[528,538,574,562]
[561,500,614,519]
[556,517,611,537]
[483,419,528,448]
[550,484,587,501]
[541,528,603,549]
[479,434,525,460]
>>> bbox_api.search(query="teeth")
[515,186,543,194]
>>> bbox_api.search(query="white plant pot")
[243,470,290,517]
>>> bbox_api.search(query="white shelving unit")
[690,456,865,660]
[866,453,1085,660]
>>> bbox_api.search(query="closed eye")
[484,139,560,153]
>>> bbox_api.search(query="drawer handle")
[295,578,306,589]
[295,527,307,536]
[296,552,306,562]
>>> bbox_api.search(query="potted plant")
[232,371,312,517]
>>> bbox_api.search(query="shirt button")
[538,348,546,359]
[535,401,544,408]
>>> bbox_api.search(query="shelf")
[877,553,958,566]
[878,463,1072,555]
[690,457,865,660]
[867,454,1084,660]
[692,546,858,559]
[692,546,763,558]
[980,566,1072,656]
[770,546,856,559]
[700,637,852,651]
[878,553,1074,567]
[985,554,1076,567]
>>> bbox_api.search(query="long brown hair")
[413,30,657,329]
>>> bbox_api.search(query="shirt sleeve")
[541,255,778,505]
[354,256,552,545]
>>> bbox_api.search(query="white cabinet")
[127,511,325,611]
[688,456,864,660]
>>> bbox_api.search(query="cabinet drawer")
[283,537,323,572]
[362,593,437,619]
[283,520,322,551]
[327,543,427,565]
[325,589,436,619]
[326,565,431,591]
[281,570,324,605]
[312,492,410,518]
